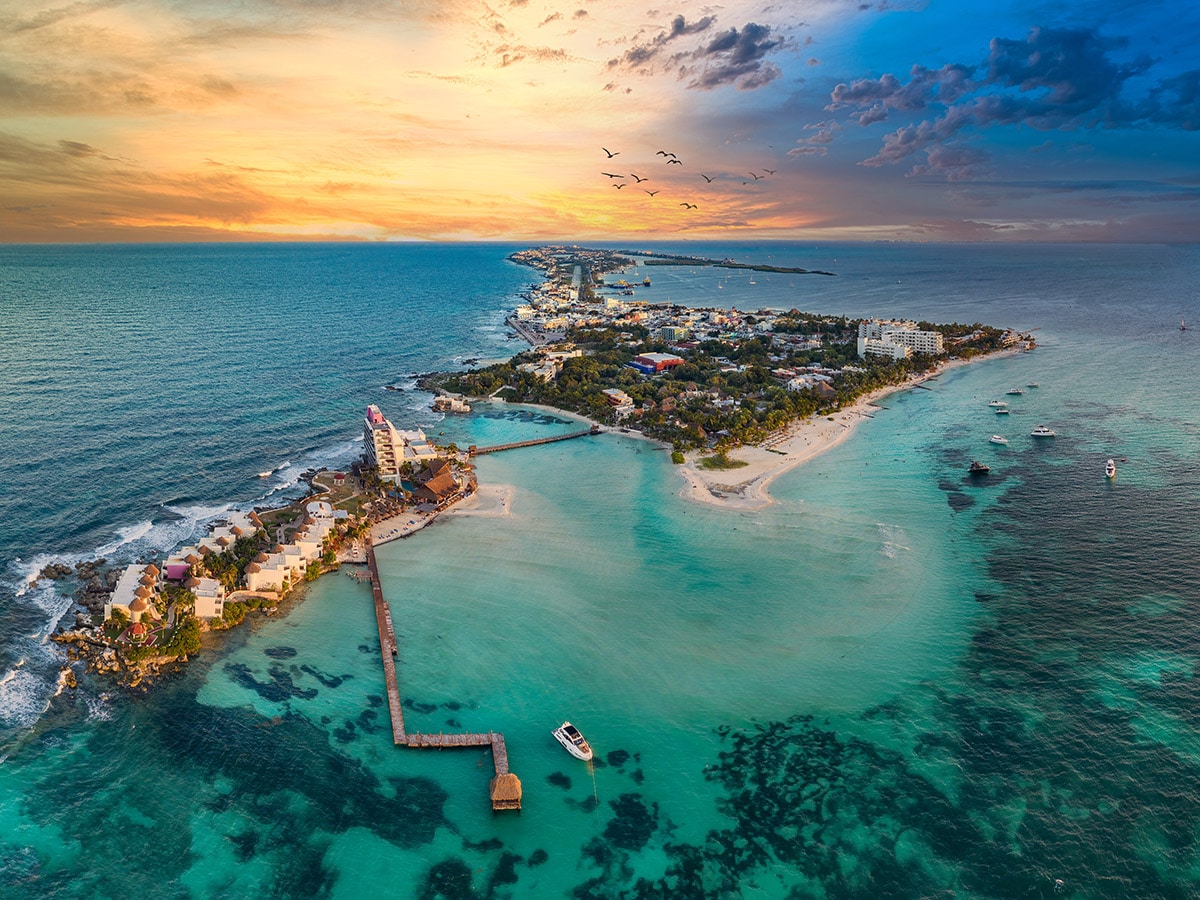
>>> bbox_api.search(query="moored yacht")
[552,721,593,761]
[987,399,1008,408]
[1105,458,1116,478]
[989,435,1009,445]
[968,460,991,474]
[1031,425,1056,438]
[1006,388,1024,395]
[995,407,1010,415]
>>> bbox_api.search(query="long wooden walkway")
[469,426,598,456]
[365,547,521,809]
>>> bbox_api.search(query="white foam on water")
[84,694,113,722]
[0,662,53,730]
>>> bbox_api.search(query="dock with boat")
[366,546,522,810]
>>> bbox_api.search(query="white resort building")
[188,576,226,619]
[364,405,441,482]
[857,320,945,359]
[104,563,161,621]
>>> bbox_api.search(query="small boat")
[257,471,272,478]
[1105,458,1116,478]
[1026,382,1039,388]
[1031,425,1056,438]
[643,277,651,286]
[987,400,1008,408]
[989,435,1009,445]
[552,721,593,761]
[994,407,1011,415]
[968,461,991,474]
[1006,388,1024,396]
[1182,317,1188,331]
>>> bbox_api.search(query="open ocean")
[1,242,1198,898]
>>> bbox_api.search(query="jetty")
[365,546,522,810]
[469,425,598,456]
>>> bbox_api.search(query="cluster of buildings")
[856,319,945,360]
[244,502,340,593]
[103,498,349,631]
[105,512,260,626]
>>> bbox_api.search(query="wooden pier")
[365,547,521,810]
[469,426,598,456]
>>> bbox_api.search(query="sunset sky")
[1,0,1197,242]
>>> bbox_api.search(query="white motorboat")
[1105,458,1116,478]
[1031,425,1056,438]
[995,407,1011,415]
[989,435,1008,445]
[987,400,1008,408]
[552,721,593,761]
[1006,388,1024,396]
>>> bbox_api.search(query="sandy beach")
[678,352,1020,511]
[441,483,514,518]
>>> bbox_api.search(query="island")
[429,245,1034,508]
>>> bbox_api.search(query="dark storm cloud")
[607,14,716,71]
[827,26,1196,180]
[688,23,785,90]
[830,63,975,123]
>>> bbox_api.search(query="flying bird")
[614,183,628,189]
[763,168,776,175]
[700,174,714,183]
[602,172,624,178]
[748,172,761,180]
[644,190,659,196]
[655,150,677,158]
[630,173,647,183]
[667,159,683,165]
[602,147,619,158]
[679,202,697,209]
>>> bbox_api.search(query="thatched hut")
[489,773,522,811]
[143,563,161,577]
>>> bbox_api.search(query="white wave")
[84,694,113,722]
[0,664,53,730]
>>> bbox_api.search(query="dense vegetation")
[437,312,1011,452]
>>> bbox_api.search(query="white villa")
[104,563,161,621]
[188,576,226,619]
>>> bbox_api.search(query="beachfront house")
[188,576,226,619]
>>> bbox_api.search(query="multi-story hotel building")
[857,320,944,358]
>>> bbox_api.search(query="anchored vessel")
[552,721,594,761]
[1031,425,1057,438]
[1105,458,1117,478]
[989,435,1009,445]
[968,461,991,474]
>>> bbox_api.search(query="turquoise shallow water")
[2,243,1199,897]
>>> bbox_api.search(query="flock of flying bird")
[599,147,776,211]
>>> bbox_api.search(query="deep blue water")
[1,242,1199,898]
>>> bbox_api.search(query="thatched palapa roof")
[489,774,522,810]
[143,563,160,576]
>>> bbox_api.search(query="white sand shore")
[678,351,1022,510]
[441,483,514,518]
